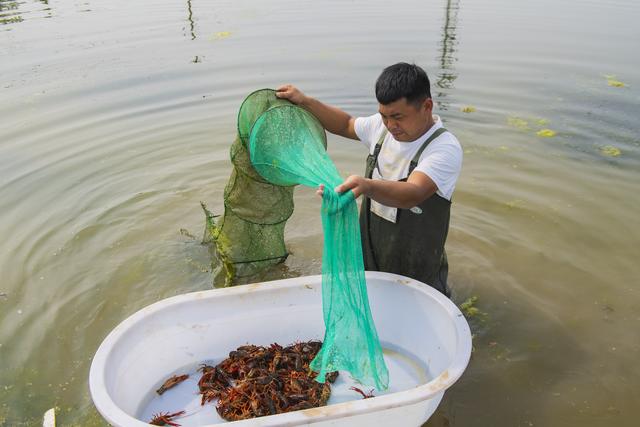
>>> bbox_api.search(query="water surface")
[1,0,639,425]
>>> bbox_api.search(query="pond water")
[1,0,639,425]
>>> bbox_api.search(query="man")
[276,62,462,297]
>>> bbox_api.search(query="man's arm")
[276,85,359,140]
[333,171,438,209]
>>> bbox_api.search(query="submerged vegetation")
[600,145,622,157]
[459,296,483,318]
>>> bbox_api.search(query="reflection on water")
[0,0,22,26]
[0,0,56,27]
[434,0,460,110]
[185,0,195,40]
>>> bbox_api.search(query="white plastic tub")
[89,272,471,426]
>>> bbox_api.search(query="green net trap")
[202,89,319,285]
[248,91,389,390]
[204,88,388,389]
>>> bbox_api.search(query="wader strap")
[408,127,448,175]
[365,129,388,179]
[361,126,449,275]
[362,129,387,270]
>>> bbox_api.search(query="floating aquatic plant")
[605,75,625,88]
[461,106,476,113]
[504,199,525,209]
[460,296,483,318]
[212,31,231,40]
[507,116,529,130]
[536,129,556,138]
[600,145,621,157]
[507,116,553,136]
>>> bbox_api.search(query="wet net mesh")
[202,89,316,285]
[203,88,388,389]
[248,94,389,390]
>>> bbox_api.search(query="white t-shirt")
[354,113,462,223]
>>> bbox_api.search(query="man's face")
[379,97,433,142]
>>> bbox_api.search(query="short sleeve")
[354,114,384,151]
[413,139,463,200]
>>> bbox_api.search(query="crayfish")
[196,340,338,421]
[149,410,185,426]
[156,374,189,395]
[350,386,375,399]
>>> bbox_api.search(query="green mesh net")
[203,89,388,389]
[249,97,389,390]
[202,89,320,285]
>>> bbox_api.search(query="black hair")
[375,62,431,106]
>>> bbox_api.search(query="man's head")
[375,63,434,142]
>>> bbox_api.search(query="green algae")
[600,145,622,157]
[604,75,626,88]
[536,129,556,138]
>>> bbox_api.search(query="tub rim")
[89,271,472,426]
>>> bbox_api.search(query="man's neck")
[419,115,436,138]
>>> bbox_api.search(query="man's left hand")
[334,175,370,199]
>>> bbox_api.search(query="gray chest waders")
[359,127,452,297]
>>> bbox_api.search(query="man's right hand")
[275,85,359,141]
[276,85,307,106]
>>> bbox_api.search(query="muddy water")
[1,0,639,425]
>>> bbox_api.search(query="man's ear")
[424,98,433,112]
[421,98,433,114]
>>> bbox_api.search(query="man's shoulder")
[418,128,462,166]
[355,113,383,131]
[434,127,461,151]
[355,113,385,147]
